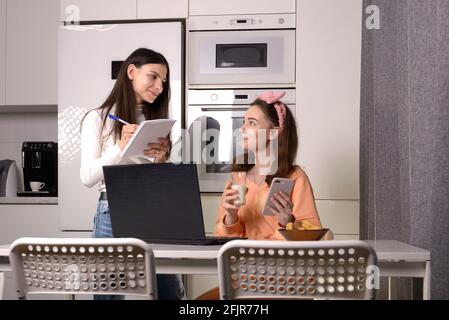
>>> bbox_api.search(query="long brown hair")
[83,48,171,143]
[233,98,298,185]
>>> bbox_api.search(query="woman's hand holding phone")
[267,191,295,227]
[262,178,295,227]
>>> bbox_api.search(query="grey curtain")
[360,0,449,299]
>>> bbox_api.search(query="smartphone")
[262,177,294,216]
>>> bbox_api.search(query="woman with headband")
[214,91,322,240]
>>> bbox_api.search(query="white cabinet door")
[58,22,183,230]
[60,0,136,22]
[297,101,360,200]
[316,200,360,236]
[5,0,58,105]
[0,0,6,105]
[137,0,188,19]
[296,0,362,200]
[189,0,296,16]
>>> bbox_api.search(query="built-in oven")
[186,89,296,192]
[187,14,296,86]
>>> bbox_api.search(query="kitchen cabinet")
[315,200,359,236]
[60,0,136,22]
[60,0,188,21]
[5,0,58,105]
[296,0,362,200]
[137,0,188,19]
[189,0,296,16]
[297,101,360,200]
[0,204,89,245]
[0,0,6,105]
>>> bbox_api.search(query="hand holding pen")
[108,114,139,150]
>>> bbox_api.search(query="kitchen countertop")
[0,197,58,205]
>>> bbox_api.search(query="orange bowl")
[278,228,329,241]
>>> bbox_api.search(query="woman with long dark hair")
[80,48,184,299]
[215,91,322,239]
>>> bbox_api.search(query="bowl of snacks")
[278,220,329,241]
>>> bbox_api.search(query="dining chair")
[218,240,378,300]
[9,237,157,300]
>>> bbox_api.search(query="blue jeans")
[93,200,186,300]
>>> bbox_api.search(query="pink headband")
[257,91,287,132]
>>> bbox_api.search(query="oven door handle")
[200,107,248,112]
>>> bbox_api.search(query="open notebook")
[119,119,176,164]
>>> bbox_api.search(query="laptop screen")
[103,163,206,240]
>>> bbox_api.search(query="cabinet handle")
[200,107,248,112]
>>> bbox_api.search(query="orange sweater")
[214,166,322,240]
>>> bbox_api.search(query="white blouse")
[80,107,145,192]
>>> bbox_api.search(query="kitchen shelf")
[0,197,58,205]
[0,105,57,113]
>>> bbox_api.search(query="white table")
[0,240,430,299]
[364,240,431,300]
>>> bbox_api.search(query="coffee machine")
[18,142,58,197]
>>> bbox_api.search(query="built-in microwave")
[187,14,296,86]
[186,89,296,192]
